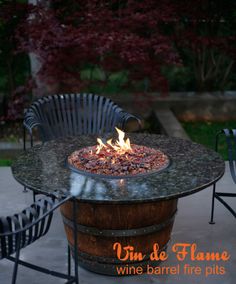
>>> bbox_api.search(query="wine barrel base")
[60,198,178,276]
[70,245,168,276]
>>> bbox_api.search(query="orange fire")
[96,127,132,155]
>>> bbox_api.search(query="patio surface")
[0,164,235,284]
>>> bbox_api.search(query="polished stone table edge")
[11,133,225,204]
[12,168,225,204]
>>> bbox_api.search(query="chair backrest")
[218,129,236,184]
[0,198,54,260]
[24,93,127,142]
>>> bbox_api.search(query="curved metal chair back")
[209,128,236,223]
[24,93,140,142]
[0,196,77,284]
[221,129,236,184]
[0,198,53,260]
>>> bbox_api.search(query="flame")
[96,138,107,154]
[96,127,132,154]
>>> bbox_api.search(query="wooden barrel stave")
[60,199,178,275]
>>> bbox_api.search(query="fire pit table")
[11,133,225,275]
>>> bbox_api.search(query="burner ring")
[67,144,171,179]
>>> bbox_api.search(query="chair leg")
[73,199,79,284]
[33,192,36,202]
[23,186,28,193]
[11,247,21,284]
[23,125,26,151]
[22,126,28,193]
[68,245,71,277]
[209,183,216,224]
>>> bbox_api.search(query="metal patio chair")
[209,129,236,224]
[23,93,141,145]
[23,93,141,201]
[21,93,141,272]
[0,196,79,284]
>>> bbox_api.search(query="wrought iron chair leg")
[11,252,20,284]
[23,125,26,151]
[215,194,236,218]
[73,198,79,284]
[11,240,21,284]
[30,132,36,201]
[68,245,71,277]
[22,126,28,193]
[33,192,36,202]
[30,133,33,148]
[209,183,216,224]
[23,186,28,193]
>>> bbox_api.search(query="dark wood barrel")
[60,199,178,275]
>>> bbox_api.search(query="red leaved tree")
[2,0,236,120]
[16,0,180,97]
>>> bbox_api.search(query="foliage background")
[0,0,236,121]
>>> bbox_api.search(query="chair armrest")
[120,112,142,132]
[23,108,44,148]
[0,195,73,237]
[215,128,236,184]
[215,128,236,152]
[23,108,42,135]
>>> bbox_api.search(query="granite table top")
[11,133,225,204]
